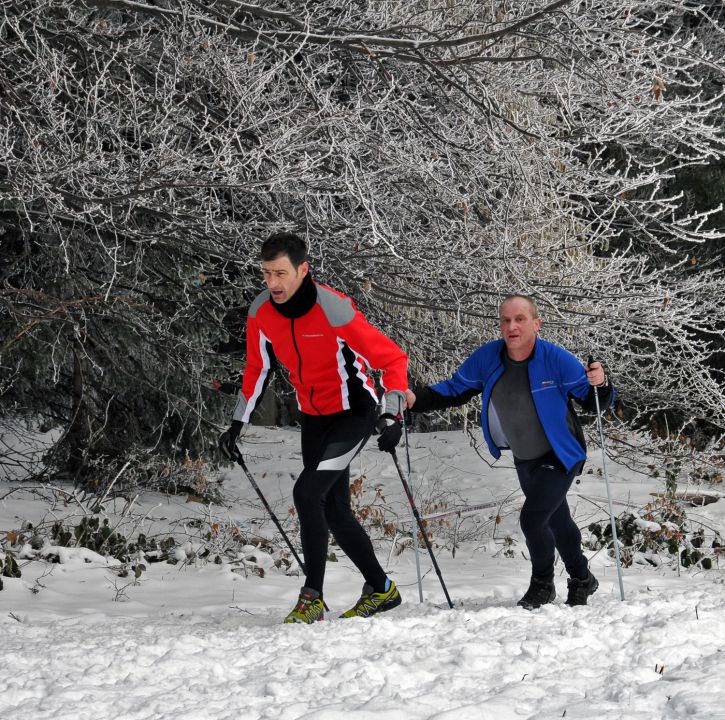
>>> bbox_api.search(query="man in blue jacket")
[406,294,614,609]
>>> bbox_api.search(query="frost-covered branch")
[1,0,723,485]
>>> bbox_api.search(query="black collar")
[501,339,536,366]
[271,273,317,319]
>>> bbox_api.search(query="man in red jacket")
[220,231,408,624]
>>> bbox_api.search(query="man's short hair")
[499,294,540,319]
[261,232,308,268]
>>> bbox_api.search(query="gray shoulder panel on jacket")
[248,290,271,319]
[316,285,355,327]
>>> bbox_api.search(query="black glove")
[376,413,403,453]
[219,420,244,460]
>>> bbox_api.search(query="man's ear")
[298,260,310,277]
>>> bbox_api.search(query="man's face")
[499,297,541,358]
[261,254,309,304]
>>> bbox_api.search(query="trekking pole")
[588,356,625,601]
[403,420,424,603]
[231,446,331,611]
[233,448,306,573]
[390,449,454,609]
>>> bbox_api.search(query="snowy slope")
[2,427,725,720]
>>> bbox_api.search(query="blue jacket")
[427,339,614,473]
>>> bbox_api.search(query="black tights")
[515,452,588,582]
[293,405,387,595]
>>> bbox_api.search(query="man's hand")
[376,413,403,453]
[219,420,245,460]
[586,358,607,387]
[404,389,417,409]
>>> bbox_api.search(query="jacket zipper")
[291,318,321,414]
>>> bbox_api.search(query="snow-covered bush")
[586,497,724,571]
[1,0,724,487]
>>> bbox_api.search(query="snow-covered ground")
[2,427,725,720]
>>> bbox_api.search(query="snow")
[2,427,725,720]
[634,517,663,532]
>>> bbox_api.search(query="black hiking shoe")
[517,577,556,610]
[565,571,599,606]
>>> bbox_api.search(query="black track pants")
[293,405,387,595]
[515,452,588,582]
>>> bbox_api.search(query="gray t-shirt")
[489,354,552,461]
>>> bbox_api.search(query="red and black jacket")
[233,275,408,420]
